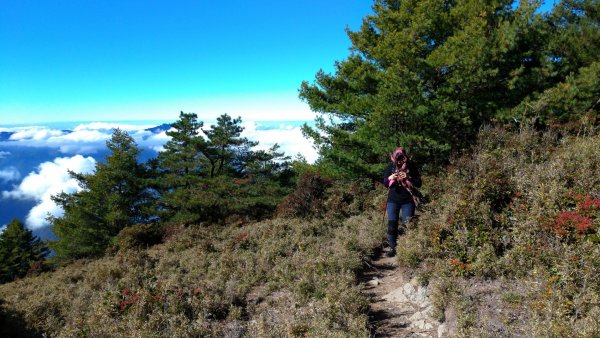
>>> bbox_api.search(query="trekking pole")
[381,199,387,229]
[381,186,389,249]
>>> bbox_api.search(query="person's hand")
[388,174,397,181]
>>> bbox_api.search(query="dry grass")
[0,183,385,337]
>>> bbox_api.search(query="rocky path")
[361,249,449,338]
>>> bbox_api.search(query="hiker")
[383,147,422,257]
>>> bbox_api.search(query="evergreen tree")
[231,144,294,219]
[546,0,600,79]
[157,111,207,186]
[153,113,294,223]
[299,0,555,176]
[202,114,258,177]
[153,112,208,224]
[245,144,292,180]
[512,0,600,125]
[0,219,48,283]
[50,129,151,258]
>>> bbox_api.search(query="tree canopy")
[153,112,292,224]
[50,129,152,258]
[0,219,48,283]
[300,0,600,177]
[48,114,294,259]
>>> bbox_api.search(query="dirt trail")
[361,249,447,338]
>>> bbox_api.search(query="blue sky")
[0,0,558,125]
[0,0,373,124]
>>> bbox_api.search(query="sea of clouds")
[0,121,317,234]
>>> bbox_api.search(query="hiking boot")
[385,249,396,257]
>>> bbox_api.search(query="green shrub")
[396,127,600,335]
[276,172,332,218]
[110,223,164,252]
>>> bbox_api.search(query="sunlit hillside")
[0,178,384,337]
[1,127,598,337]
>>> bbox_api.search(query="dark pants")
[386,202,415,250]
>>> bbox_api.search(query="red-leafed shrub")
[547,193,599,242]
[548,211,594,241]
[575,195,600,217]
[118,288,141,312]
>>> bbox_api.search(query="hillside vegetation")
[396,127,599,337]
[1,126,597,337]
[0,180,385,337]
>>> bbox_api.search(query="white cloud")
[73,122,154,132]
[3,126,104,154]
[57,129,109,143]
[0,122,319,229]
[1,123,165,155]
[9,127,65,141]
[2,155,96,229]
[137,130,174,153]
[1,120,318,162]
[0,167,21,182]
[242,121,318,163]
[0,151,10,159]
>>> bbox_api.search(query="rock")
[438,323,449,337]
[383,287,409,303]
[367,278,380,287]
[412,319,427,330]
[403,283,416,299]
[410,319,433,331]
[409,311,424,322]
[421,304,433,316]
[415,286,428,303]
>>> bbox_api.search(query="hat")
[390,147,408,162]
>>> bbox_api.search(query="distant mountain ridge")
[144,123,172,134]
[0,132,13,142]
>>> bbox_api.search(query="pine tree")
[511,0,600,126]
[50,129,151,258]
[153,112,208,224]
[0,219,48,283]
[299,0,553,176]
[202,114,258,178]
[153,113,293,223]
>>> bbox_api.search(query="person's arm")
[383,165,395,188]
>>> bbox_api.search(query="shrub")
[276,172,332,218]
[110,223,164,252]
[0,297,41,338]
[393,126,600,335]
[0,188,382,337]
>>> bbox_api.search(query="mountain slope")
[1,127,598,337]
